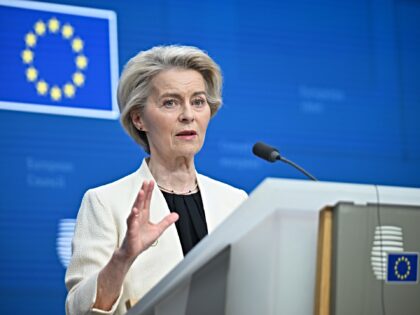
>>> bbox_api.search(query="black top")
[161,190,208,256]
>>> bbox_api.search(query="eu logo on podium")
[387,253,418,283]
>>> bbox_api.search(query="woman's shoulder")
[87,159,150,198]
[83,166,145,213]
[91,169,139,195]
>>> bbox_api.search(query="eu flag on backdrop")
[0,0,119,119]
[387,252,418,283]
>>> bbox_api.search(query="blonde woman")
[65,45,247,315]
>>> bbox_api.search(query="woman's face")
[134,68,211,161]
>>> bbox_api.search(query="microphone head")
[252,142,281,162]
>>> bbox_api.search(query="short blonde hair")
[117,45,223,152]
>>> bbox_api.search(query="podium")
[126,178,420,315]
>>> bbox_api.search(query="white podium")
[126,178,420,315]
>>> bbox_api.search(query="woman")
[65,45,247,315]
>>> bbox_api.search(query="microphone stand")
[277,156,318,181]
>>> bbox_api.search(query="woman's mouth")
[175,130,197,140]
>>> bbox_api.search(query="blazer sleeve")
[65,189,124,315]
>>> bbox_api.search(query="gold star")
[62,24,74,39]
[36,80,48,95]
[26,67,38,82]
[21,49,34,64]
[75,55,88,70]
[50,85,62,101]
[25,32,37,47]
[34,20,46,36]
[63,83,76,98]
[48,17,60,33]
[72,37,84,52]
[72,72,85,86]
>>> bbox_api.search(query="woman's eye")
[163,99,177,108]
[192,98,206,107]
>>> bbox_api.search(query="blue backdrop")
[0,0,419,314]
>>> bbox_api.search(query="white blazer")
[65,159,247,315]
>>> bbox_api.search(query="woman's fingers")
[143,180,154,210]
[123,180,178,255]
[136,181,151,209]
[156,212,179,235]
[126,205,141,234]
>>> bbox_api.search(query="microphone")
[252,141,318,181]
[252,142,280,162]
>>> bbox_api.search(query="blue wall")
[0,0,419,313]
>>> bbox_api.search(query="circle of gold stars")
[21,17,88,102]
[394,256,411,280]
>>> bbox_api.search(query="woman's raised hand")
[93,181,178,310]
[118,180,179,263]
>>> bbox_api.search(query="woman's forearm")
[93,249,134,311]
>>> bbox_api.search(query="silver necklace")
[157,181,199,195]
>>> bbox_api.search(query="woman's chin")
[173,144,202,158]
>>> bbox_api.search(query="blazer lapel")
[196,173,217,233]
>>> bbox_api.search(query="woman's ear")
[130,110,146,131]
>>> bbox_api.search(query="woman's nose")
[179,104,194,122]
